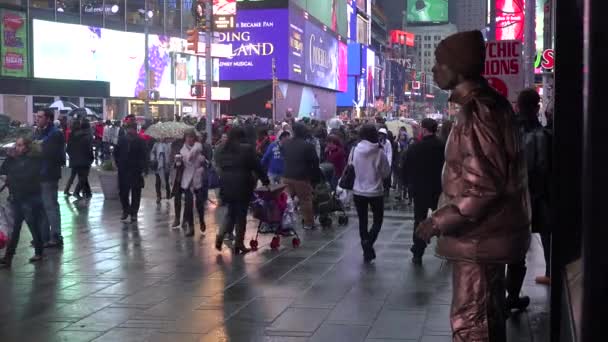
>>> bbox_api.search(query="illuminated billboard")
[213,0,237,30]
[32,19,220,99]
[495,0,525,41]
[407,0,449,24]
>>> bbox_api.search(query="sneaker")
[171,220,181,229]
[535,276,551,285]
[412,255,422,266]
[28,255,43,263]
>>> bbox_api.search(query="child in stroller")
[314,163,349,228]
[250,184,301,250]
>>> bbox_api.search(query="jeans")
[40,181,62,243]
[4,197,44,258]
[283,178,314,226]
[173,187,183,224]
[119,179,142,217]
[183,188,207,227]
[218,200,249,247]
[74,166,91,197]
[412,192,440,257]
[155,172,171,199]
[506,261,527,300]
[353,195,384,249]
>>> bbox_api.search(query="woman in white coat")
[179,129,207,237]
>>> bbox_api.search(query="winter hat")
[435,30,486,78]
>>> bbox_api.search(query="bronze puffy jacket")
[431,80,531,264]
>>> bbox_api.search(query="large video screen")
[217,9,289,80]
[407,0,448,24]
[288,6,340,91]
[32,19,220,99]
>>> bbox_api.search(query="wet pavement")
[0,169,549,342]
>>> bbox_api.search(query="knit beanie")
[435,30,486,78]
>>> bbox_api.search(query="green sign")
[407,0,449,24]
[0,9,28,77]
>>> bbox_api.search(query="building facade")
[409,24,457,82]
[450,0,488,32]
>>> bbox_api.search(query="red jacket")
[325,145,347,177]
[94,123,104,140]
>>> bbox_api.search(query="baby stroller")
[250,184,301,250]
[314,163,349,228]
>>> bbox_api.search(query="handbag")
[206,163,221,189]
[338,145,356,190]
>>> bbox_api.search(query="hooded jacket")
[33,124,65,181]
[430,80,531,264]
[66,129,94,168]
[352,140,391,197]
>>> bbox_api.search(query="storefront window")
[165,0,181,35]
[126,0,163,32]
[104,0,126,30]
[0,0,26,6]
[29,0,52,9]
[81,0,103,26]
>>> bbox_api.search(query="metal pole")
[524,0,536,88]
[205,0,213,144]
[144,1,150,117]
[173,52,178,120]
[272,58,276,123]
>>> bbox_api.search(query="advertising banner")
[288,6,306,82]
[347,43,361,76]
[482,40,523,103]
[495,0,525,41]
[365,48,375,106]
[303,20,338,90]
[0,10,28,77]
[276,81,336,120]
[213,0,237,31]
[407,0,448,24]
[32,19,220,98]
[347,1,357,41]
[217,9,289,80]
[338,42,347,92]
[336,76,356,107]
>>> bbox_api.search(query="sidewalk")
[0,176,549,341]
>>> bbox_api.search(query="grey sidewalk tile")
[266,307,331,334]
[309,323,370,342]
[367,309,426,340]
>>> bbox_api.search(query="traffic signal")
[186,29,199,53]
[190,83,204,98]
[148,90,160,101]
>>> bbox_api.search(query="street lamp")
[139,6,154,117]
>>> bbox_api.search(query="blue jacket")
[33,125,65,181]
[261,141,284,176]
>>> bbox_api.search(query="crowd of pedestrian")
[0,29,555,342]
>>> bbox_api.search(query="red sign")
[390,30,415,47]
[495,0,525,41]
[482,40,523,103]
[3,52,23,69]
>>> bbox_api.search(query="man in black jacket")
[282,123,320,230]
[403,118,445,265]
[114,122,147,223]
[34,108,66,248]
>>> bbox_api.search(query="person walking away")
[64,119,81,197]
[415,30,530,342]
[0,137,45,268]
[179,130,207,236]
[102,120,113,160]
[34,108,65,248]
[377,128,393,198]
[214,127,269,253]
[352,125,391,262]
[67,119,94,199]
[114,122,147,223]
[282,123,320,230]
[324,135,346,190]
[150,138,172,203]
[504,89,552,311]
[262,131,290,184]
[403,118,445,265]
[395,129,411,202]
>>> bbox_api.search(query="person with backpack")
[504,89,552,311]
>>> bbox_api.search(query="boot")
[215,235,223,251]
[199,221,206,233]
[506,263,529,311]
